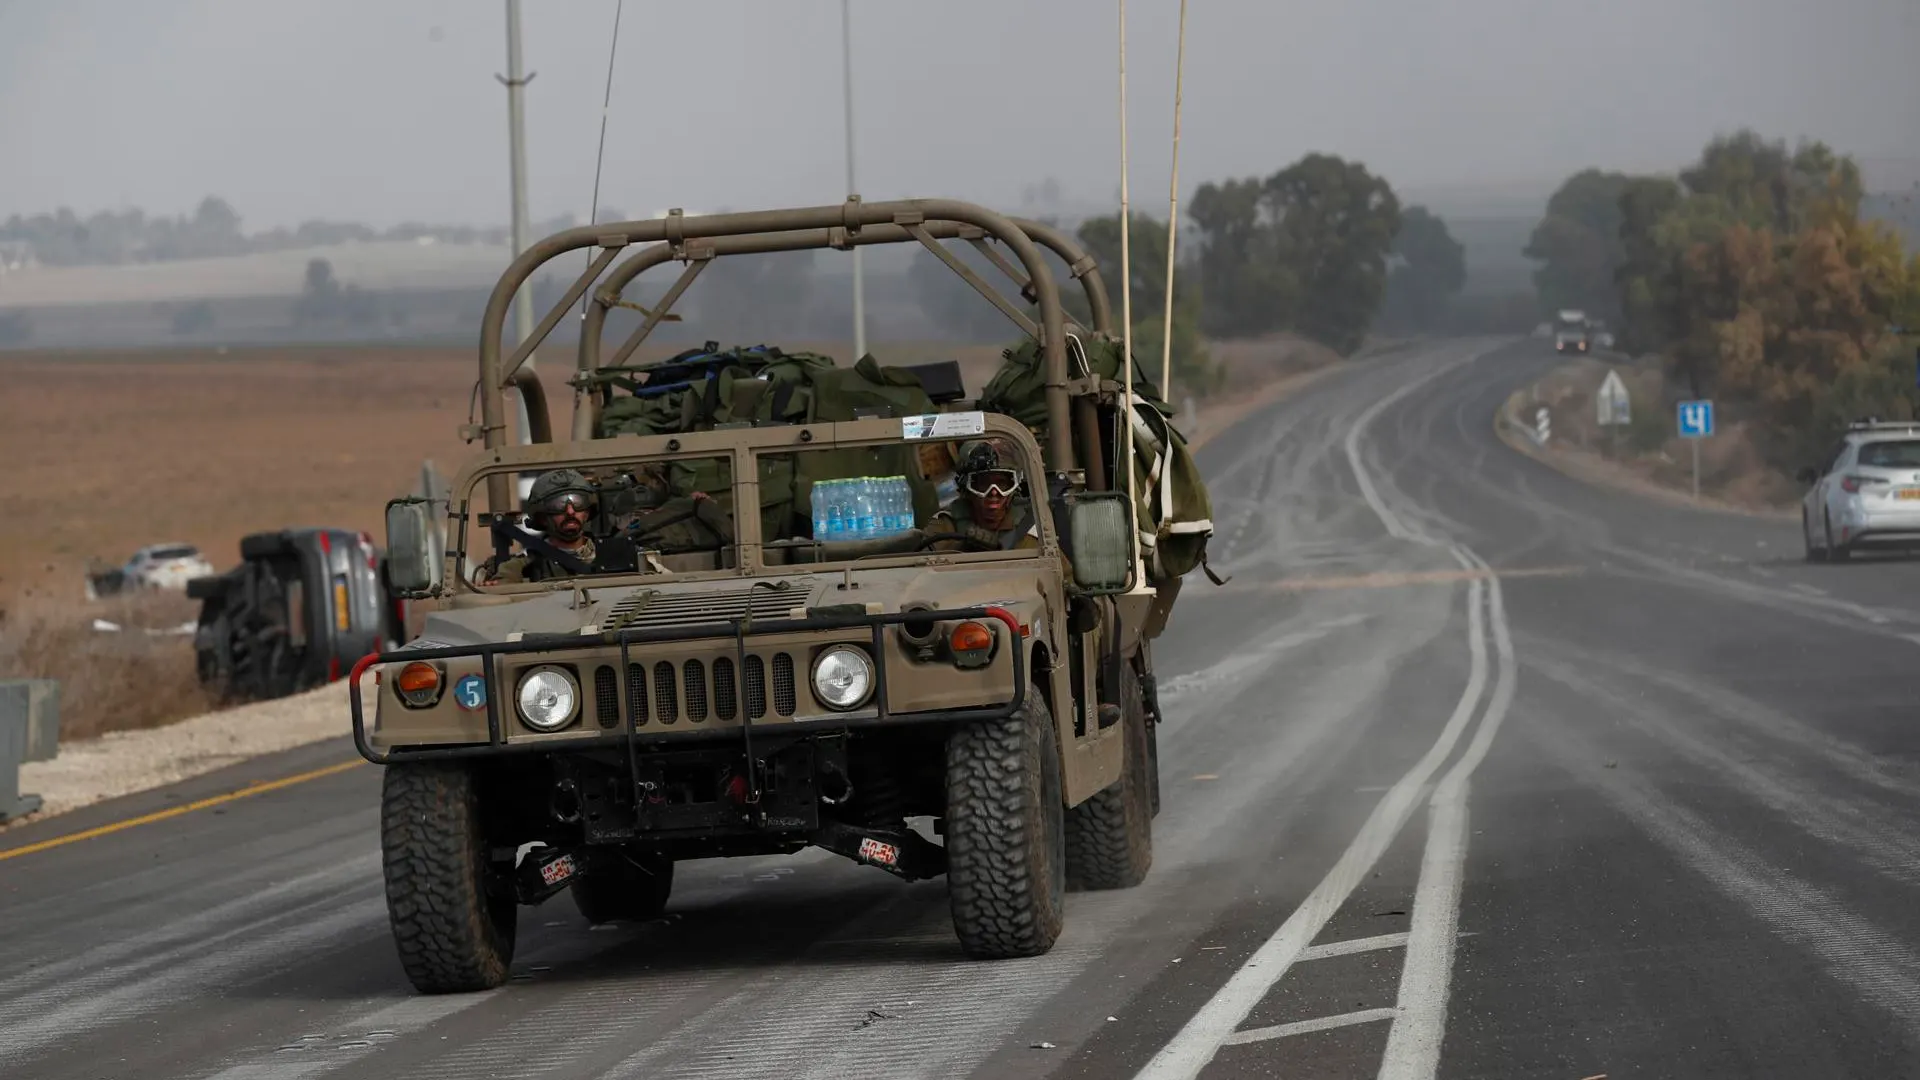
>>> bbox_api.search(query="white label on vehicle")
[902,411,986,441]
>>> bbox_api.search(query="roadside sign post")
[1597,369,1631,458]
[1677,399,1714,502]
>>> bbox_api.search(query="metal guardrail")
[0,679,60,822]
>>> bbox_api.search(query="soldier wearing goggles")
[925,440,1040,550]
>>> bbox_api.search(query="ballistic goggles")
[536,491,593,515]
[963,468,1023,498]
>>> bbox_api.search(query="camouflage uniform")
[925,497,1040,550]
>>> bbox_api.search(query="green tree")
[1263,153,1402,354]
[1378,206,1466,332]
[1076,210,1174,320]
[1524,169,1632,321]
[1188,177,1295,337]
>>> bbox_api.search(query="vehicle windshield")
[459,430,1040,587]
[1856,439,1920,468]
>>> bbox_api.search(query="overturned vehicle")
[190,528,403,704]
[354,198,1220,993]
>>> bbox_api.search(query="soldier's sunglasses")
[964,469,1022,498]
[538,492,592,514]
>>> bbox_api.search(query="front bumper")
[348,604,1025,765]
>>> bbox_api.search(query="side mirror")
[1796,466,1819,485]
[385,496,444,596]
[1064,491,1137,595]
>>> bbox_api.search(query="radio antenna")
[1116,0,1144,582]
[581,0,626,315]
[1159,0,1189,395]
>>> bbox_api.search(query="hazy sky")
[4,0,1917,231]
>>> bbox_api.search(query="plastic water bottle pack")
[813,476,915,541]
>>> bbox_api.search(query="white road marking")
[1378,547,1518,1080]
[1789,582,1829,597]
[1134,343,1517,1080]
[1222,1007,1400,1046]
[1129,576,1491,1080]
[1902,634,1920,648]
[1296,931,1410,962]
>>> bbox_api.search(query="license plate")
[1897,489,1920,500]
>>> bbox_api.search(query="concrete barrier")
[0,678,59,821]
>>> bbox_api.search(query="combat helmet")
[525,468,596,518]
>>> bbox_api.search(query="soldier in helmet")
[479,468,644,585]
[925,439,1040,550]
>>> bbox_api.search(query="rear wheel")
[1826,514,1852,561]
[1063,665,1154,890]
[944,690,1067,959]
[571,850,674,924]
[1803,509,1825,562]
[380,762,517,993]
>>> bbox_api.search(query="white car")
[1799,421,1920,561]
[86,542,218,598]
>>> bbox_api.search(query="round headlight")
[811,646,875,711]
[516,667,579,731]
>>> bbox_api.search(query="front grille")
[593,666,619,728]
[772,653,797,716]
[654,661,678,724]
[713,657,738,721]
[594,652,799,729]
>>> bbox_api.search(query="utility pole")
[500,0,536,476]
[841,0,866,360]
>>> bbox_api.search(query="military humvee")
[353,198,1214,994]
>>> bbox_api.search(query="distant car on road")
[1798,420,1920,561]
[84,542,217,599]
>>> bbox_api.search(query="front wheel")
[380,762,518,993]
[944,689,1067,959]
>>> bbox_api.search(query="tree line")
[911,152,1474,393]
[0,195,591,268]
[1524,129,1920,466]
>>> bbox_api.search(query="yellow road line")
[0,759,365,862]
[1255,565,1584,593]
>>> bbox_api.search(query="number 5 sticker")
[454,674,487,711]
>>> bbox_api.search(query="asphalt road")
[9,335,1920,1079]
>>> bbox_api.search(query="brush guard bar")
[347,605,1025,766]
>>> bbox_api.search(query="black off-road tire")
[380,762,517,993]
[944,689,1067,959]
[571,851,674,925]
[1063,665,1154,890]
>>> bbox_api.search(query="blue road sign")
[1677,400,1714,438]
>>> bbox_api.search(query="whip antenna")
[1117,0,1140,557]
[581,0,625,315]
[1160,0,1188,394]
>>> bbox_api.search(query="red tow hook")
[724,773,752,806]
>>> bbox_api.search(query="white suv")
[1799,421,1920,561]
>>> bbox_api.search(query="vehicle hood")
[405,565,1050,651]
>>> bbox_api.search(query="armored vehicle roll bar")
[474,198,1118,515]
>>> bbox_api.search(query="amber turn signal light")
[396,661,444,707]
[949,621,995,669]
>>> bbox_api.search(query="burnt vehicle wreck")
[353,197,1218,993]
